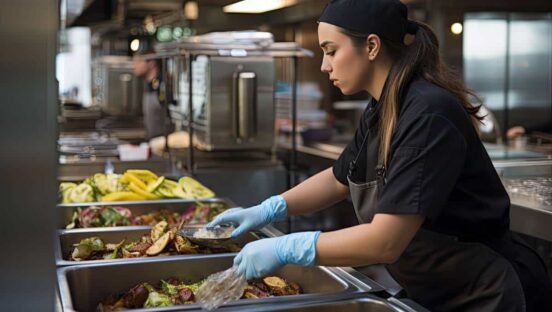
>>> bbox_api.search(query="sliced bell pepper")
[126,169,158,182]
[122,172,148,190]
[147,176,165,193]
[179,176,215,199]
[101,191,146,202]
[128,182,159,200]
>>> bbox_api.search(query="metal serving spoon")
[178,223,235,247]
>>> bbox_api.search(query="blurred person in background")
[133,49,173,140]
[507,122,552,140]
[209,0,552,311]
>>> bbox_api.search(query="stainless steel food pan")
[55,226,262,266]
[57,254,383,312]
[57,198,233,229]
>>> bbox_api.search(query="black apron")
[347,122,552,311]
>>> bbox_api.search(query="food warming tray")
[55,226,263,266]
[57,198,233,229]
[57,255,384,312]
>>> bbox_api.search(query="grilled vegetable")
[150,221,168,241]
[243,285,270,298]
[59,182,77,192]
[126,169,158,182]
[71,237,105,261]
[146,232,171,256]
[104,239,125,260]
[147,176,165,192]
[177,288,194,303]
[263,276,287,288]
[93,173,124,195]
[122,283,149,309]
[174,236,199,254]
[128,182,159,200]
[144,292,171,308]
[179,176,215,199]
[98,276,301,310]
[68,183,95,203]
[99,207,132,227]
[60,169,215,203]
[126,242,152,255]
[101,191,146,202]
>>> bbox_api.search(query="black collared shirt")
[333,77,510,239]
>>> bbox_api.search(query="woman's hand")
[207,195,287,237]
[234,232,320,280]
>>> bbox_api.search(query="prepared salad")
[97,276,302,311]
[65,202,226,229]
[68,221,241,261]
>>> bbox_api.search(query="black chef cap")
[319,0,418,44]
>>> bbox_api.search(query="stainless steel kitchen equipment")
[190,55,276,151]
[463,13,552,137]
[92,55,143,117]
[156,32,281,151]
[57,198,232,229]
[58,132,125,158]
[55,226,261,266]
[57,254,384,312]
[153,31,313,179]
[494,158,552,242]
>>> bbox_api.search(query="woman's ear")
[365,34,381,61]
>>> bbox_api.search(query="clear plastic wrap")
[196,266,247,311]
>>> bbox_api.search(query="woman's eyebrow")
[320,40,335,48]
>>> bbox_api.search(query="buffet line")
[55,169,428,312]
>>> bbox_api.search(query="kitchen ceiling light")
[184,1,199,20]
[223,0,298,14]
[130,39,140,52]
[451,22,463,35]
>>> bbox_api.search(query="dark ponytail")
[341,21,482,166]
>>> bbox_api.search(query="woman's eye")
[325,51,335,56]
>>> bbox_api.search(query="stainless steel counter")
[495,159,552,242]
[280,141,550,162]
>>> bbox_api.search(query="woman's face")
[318,22,373,95]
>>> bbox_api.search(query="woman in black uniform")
[209,0,552,310]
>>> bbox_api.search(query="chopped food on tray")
[59,169,215,203]
[97,276,302,311]
[66,221,241,261]
[65,202,227,229]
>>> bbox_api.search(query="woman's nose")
[320,57,331,73]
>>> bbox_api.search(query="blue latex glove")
[234,231,321,280]
[207,195,288,238]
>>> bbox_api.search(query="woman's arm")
[282,167,350,216]
[316,213,424,266]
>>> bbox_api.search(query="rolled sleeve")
[377,114,467,219]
